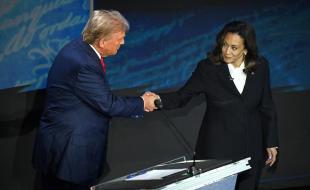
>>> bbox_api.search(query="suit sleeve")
[74,63,144,118]
[259,58,279,148]
[160,61,206,109]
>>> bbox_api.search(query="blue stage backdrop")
[0,0,309,92]
[0,0,89,91]
[101,0,310,92]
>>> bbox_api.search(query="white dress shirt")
[89,44,101,59]
[227,62,247,94]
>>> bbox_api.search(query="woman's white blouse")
[227,62,247,94]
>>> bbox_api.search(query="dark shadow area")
[0,86,45,189]
[0,86,309,189]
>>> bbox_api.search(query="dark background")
[0,0,310,189]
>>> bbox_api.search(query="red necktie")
[100,57,106,73]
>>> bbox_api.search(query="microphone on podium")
[154,99,163,109]
[154,98,200,176]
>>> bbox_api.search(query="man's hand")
[141,91,160,112]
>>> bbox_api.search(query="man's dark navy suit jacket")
[32,38,144,185]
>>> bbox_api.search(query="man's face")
[100,31,125,57]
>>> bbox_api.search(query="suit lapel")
[217,63,241,96]
[241,70,256,98]
[217,62,258,99]
[79,38,106,76]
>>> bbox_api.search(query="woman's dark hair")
[208,21,259,74]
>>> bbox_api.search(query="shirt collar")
[89,44,101,59]
[228,61,245,71]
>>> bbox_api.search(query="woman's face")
[221,32,247,66]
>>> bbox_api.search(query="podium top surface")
[92,159,234,190]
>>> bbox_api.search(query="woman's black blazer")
[160,57,279,162]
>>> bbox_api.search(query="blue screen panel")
[102,0,310,92]
[0,0,89,91]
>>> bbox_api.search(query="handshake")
[141,91,161,112]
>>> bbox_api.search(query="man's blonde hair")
[82,10,129,44]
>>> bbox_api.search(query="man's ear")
[98,38,105,48]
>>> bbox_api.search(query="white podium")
[91,157,251,190]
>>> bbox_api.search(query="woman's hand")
[265,147,278,167]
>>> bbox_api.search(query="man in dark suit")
[32,10,157,190]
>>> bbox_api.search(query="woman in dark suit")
[154,21,279,190]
